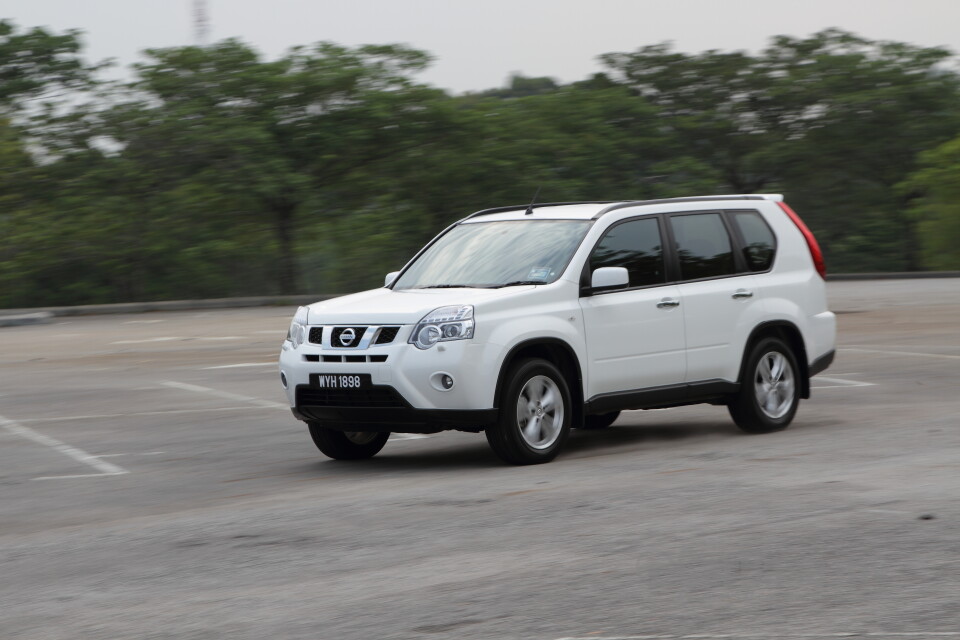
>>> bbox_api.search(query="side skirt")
[585,379,740,415]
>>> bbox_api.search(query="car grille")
[374,327,400,344]
[331,326,365,348]
[296,385,406,408]
[305,325,401,347]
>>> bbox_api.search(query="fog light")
[280,371,288,389]
[429,372,455,392]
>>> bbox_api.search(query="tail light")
[778,202,826,279]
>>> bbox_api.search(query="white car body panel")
[303,286,536,326]
[579,283,686,398]
[279,194,836,438]
[677,273,764,383]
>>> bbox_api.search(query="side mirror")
[591,266,629,292]
[384,271,400,287]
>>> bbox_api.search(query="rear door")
[666,211,764,384]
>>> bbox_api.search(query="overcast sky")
[7,0,960,93]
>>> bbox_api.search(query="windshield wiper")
[415,281,545,289]
[417,284,478,289]
[491,280,546,288]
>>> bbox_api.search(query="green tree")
[600,29,960,271]
[0,119,34,305]
[91,40,445,295]
[0,20,97,110]
[762,31,960,271]
[389,83,715,224]
[6,24,960,309]
[475,73,560,98]
[902,136,960,269]
[0,22,104,307]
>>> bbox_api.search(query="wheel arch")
[738,321,811,399]
[493,338,584,427]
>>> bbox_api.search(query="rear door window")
[668,213,736,280]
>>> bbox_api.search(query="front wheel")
[728,337,800,434]
[485,358,572,465]
[307,423,390,460]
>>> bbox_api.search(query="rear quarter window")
[732,211,776,271]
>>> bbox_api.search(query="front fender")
[480,304,586,407]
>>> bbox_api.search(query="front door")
[579,216,687,400]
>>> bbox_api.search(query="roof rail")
[592,194,783,219]
[463,195,785,221]
[465,201,617,220]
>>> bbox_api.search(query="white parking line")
[810,376,875,390]
[19,406,269,423]
[0,414,128,480]
[161,382,433,441]
[846,343,960,352]
[112,336,183,344]
[202,362,276,370]
[34,473,127,481]
[555,633,960,639]
[841,347,960,360]
[98,452,166,458]
[112,336,245,345]
[162,381,288,409]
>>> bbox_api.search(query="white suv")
[279,194,836,464]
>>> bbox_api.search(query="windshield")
[393,220,592,289]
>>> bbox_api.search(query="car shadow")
[297,440,502,473]
[295,414,754,474]
[563,418,737,457]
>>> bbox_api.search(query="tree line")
[1,21,959,308]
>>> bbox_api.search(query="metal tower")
[193,0,210,45]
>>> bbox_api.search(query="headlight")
[286,306,309,349]
[409,305,475,350]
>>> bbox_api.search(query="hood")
[305,286,536,325]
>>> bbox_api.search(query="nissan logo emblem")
[339,328,357,347]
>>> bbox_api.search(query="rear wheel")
[728,337,800,434]
[485,358,572,465]
[307,423,390,460]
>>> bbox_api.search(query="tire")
[728,337,800,434]
[485,358,572,465]
[307,423,390,460]
[582,411,621,430]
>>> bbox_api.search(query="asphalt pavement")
[1,279,958,640]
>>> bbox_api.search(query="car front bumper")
[279,327,503,432]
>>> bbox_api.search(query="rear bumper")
[292,384,496,433]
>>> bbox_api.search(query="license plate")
[310,373,372,390]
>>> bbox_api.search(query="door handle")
[732,289,754,299]
[657,298,680,308]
